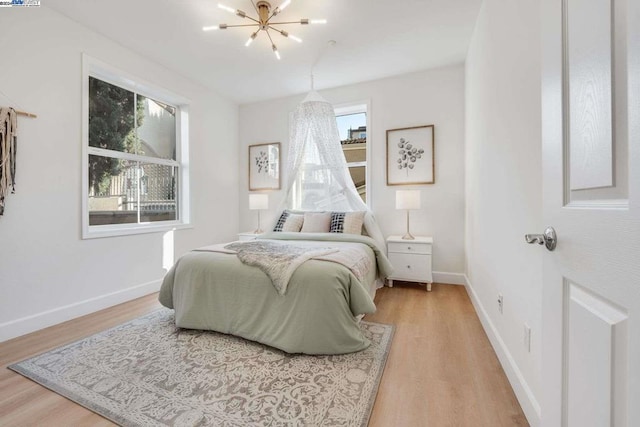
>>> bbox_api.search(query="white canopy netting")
[284,91,366,211]
[278,91,385,247]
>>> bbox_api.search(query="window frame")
[81,54,191,239]
[334,100,371,208]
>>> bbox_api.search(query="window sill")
[82,221,192,240]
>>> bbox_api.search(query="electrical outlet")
[524,323,531,352]
[497,293,503,314]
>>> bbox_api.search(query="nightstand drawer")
[387,241,431,255]
[388,253,431,281]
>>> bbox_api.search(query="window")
[83,56,189,238]
[335,103,368,204]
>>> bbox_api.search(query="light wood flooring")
[0,283,528,426]
[367,283,528,426]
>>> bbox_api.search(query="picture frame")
[249,142,281,191]
[386,125,435,185]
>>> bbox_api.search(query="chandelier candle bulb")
[279,0,291,11]
[245,32,258,46]
[310,19,327,24]
[218,4,236,14]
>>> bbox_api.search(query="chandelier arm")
[267,5,280,21]
[269,25,302,42]
[223,23,261,28]
[266,28,277,46]
[268,21,306,25]
[266,29,281,59]
[268,26,285,35]
[243,15,261,24]
[268,8,282,21]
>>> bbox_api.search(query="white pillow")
[300,212,331,233]
[281,213,304,232]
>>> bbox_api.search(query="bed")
[159,231,393,355]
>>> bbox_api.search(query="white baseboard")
[0,279,162,343]
[464,275,541,426]
[433,271,466,285]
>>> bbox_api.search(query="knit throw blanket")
[224,241,338,295]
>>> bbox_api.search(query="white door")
[541,0,640,425]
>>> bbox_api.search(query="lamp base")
[402,210,415,240]
[253,211,263,234]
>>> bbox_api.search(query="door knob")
[525,226,557,251]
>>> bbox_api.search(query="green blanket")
[159,233,392,355]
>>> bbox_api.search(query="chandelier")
[203,1,327,59]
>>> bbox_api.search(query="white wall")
[239,66,466,279]
[465,0,542,424]
[0,7,239,341]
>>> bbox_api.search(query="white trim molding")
[0,279,162,343]
[464,274,541,426]
[432,271,466,285]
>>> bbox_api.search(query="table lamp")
[396,190,421,240]
[249,193,268,234]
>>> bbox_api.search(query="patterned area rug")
[9,309,393,426]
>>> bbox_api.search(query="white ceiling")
[47,0,482,104]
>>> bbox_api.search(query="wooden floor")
[0,283,528,426]
[367,284,528,426]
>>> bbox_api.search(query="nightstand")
[237,232,262,241]
[386,235,434,291]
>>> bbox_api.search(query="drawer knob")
[407,265,411,269]
[407,246,412,250]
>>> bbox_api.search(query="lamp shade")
[249,194,269,210]
[396,190,421,210]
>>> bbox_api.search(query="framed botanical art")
[386,125,435,185]
[249,142,281,190]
